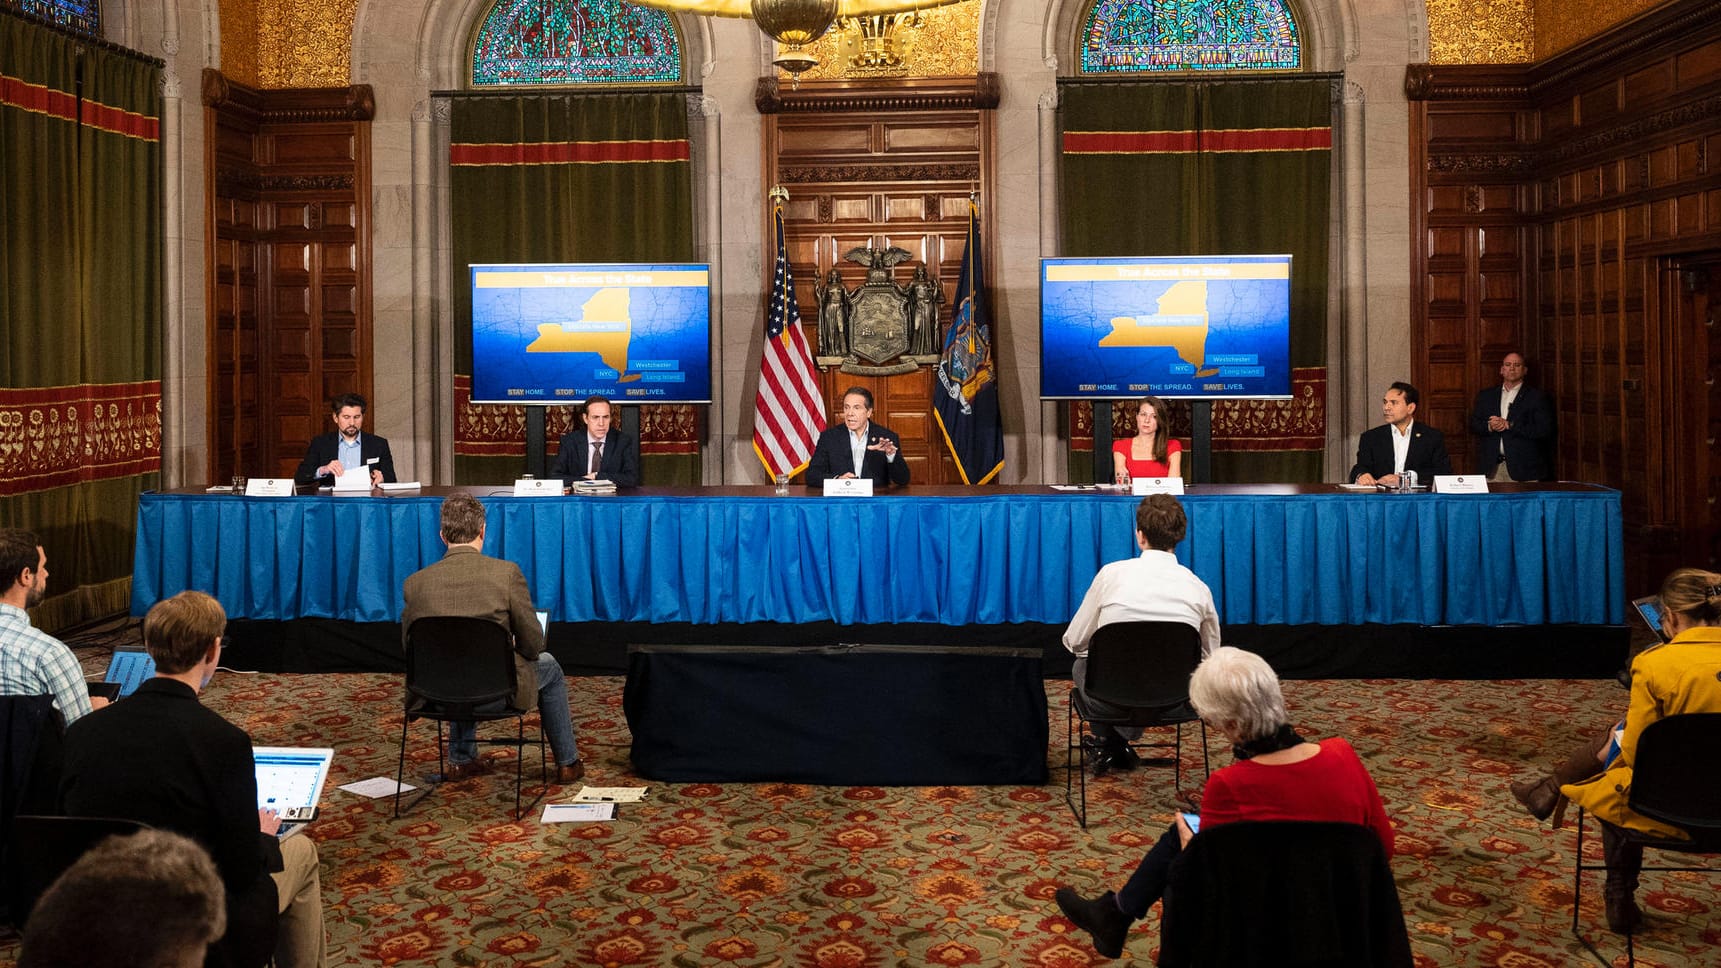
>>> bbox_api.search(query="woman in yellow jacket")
[1512,567,1721,932]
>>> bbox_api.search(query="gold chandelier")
[623,0,963,74]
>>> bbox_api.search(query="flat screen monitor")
[1039,254,1293,400]
[469,262,712,405]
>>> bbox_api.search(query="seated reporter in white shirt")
[1063,494,1221,774]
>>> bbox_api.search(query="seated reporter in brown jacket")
[401,494,584,783]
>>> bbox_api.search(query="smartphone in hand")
[1180,811,1201,834]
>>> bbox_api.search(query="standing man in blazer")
[295,393,397,486]
[551,394,640,487]
[806,386,911,488]
[1468,352,1553,481]
[1349,381,1452,487]
[401,494,584,784]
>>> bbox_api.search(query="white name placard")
[244,478,296,497]
[822,478,875,497]
[1131,477,1186,495]
[1433,475,1489,494]
[513,478,564,497]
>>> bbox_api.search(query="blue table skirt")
[131,488,1624,627]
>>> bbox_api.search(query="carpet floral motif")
[3,651,1717,966]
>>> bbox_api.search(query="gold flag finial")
[768,185,790,205]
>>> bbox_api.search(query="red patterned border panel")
[0,75,159,141]
[1062,126,1332,155]
[449,139,690,167]
[454,375,698,458]
[0,73,77,124]
[1072,366,1325,453]
[0,382,162,491]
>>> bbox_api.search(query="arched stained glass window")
[11,0,101,36]
[471,0,683,87]
[1080,0,1300,74]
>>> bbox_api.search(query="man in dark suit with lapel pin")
[1468,351,1553,481]
[551,394,641,487]
[806,386,911,488]
[295,392,397,487]
[1349,381,1452,487]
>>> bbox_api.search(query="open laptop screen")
[102,647,157,698]
[253,747,335,823]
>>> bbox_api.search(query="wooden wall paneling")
[759,75,998,486]
[1410,0,1721,594]
[202,72,375,484]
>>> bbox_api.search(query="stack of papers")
[571,786,648,803]
[574,479,617,494]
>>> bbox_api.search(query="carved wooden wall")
[759,75,998,486]
[1408,0,1721,593]
[203,71,375,484]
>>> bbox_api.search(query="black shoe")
[1093,745,1140,776]
[1055,887,1131,958]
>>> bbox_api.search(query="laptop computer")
[254,746,335,839]
[95,645,157,699]
[1629,595,1670,643]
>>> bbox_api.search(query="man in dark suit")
[59,591,326,968]
[806,386,911,488]
[551,394,640,487]
[1349,381,1452,486]
[1468,352,1553,481]
[294,392,397,486]
[401,494,584,784]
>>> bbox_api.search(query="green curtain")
[1059,78,1332,483]
[449,92,696,484]
[1,14,162,631]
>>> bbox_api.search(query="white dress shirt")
[1497,383,1520,456]
[1390,420,1414,475]
[1062,549,1221,657]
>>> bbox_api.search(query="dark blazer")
[59,678,280,968]
[806,423,911,488]
[401,544,545,713]
[1349,422,1452,483]
[295,431,397,485]
[1468,384,1552,480]
[551,429,641,487]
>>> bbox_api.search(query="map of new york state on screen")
[1040,255,1292,400]
[470,263,712,404]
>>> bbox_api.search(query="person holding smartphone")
[1054,647,1395,960]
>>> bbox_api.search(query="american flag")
[752,203,826,479]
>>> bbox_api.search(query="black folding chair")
[396,617,548,821]
[1065,621,1209,827]
[1572,713,1721,967]
[1160,821,1413,967]
[5,815,147,929]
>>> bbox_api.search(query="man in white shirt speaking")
[1063,495,1221,774]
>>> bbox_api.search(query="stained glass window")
[471,0,683,86]
[9,0,101,36]
[1080,0,1301,74]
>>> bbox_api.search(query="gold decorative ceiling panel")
[778,0,978,81]
[1426,0,1534,64]
[256,0,358,88]
[217,0,260,86]
[1534,0,1663,59]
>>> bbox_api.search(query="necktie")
[590,440,603,476]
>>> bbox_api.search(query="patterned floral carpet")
[3,632,1718,967]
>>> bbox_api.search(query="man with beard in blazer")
[295,393,397,487]
[1468,352,1553,481]
[551,394,640,487]
[806,386,911,488]
[1349,381,1452,487]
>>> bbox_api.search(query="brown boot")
[1510,731,1609,827]
[1601,822,1644,933]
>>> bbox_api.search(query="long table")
[132,484,1625,629]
